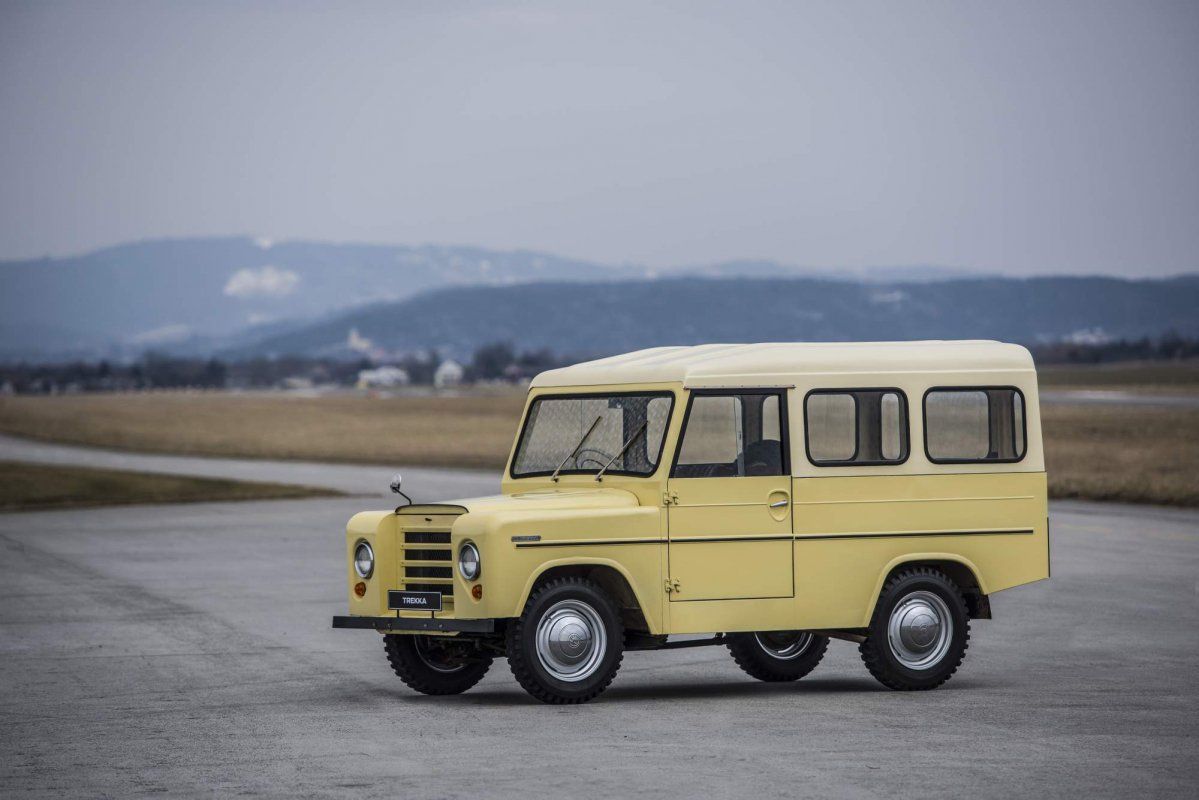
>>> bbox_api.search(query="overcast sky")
[1,1,1196,276]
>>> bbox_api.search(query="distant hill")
[3,236,1194,362]
[0,237,643,360]
[0,235,1002,359]
[223,274,1199,361]
[0,236,981,361]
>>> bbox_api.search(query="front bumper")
[331,615,496,634]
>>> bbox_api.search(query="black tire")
[859,566,970,691]
[383,634,493,696]
[505,576,624,704]
[727,631,829,682]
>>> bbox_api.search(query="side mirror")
[390,472,412,509]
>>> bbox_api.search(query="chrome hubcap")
[887,590,952,670]
[535,599,607,682]
[754,631,814,660]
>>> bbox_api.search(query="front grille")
[405,565,453,579]
[403,582,453,594]
[405,548,452,561]
[400,527,454,599]
[405,531,451,544]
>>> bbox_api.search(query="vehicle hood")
[396,487,640,518]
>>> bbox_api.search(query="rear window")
[924,387,1026,463]
[804,389,909,466]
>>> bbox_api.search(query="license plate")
[388,590,443,612]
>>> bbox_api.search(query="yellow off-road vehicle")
[333,341,1049,703]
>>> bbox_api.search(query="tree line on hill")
[0,342,567,395]
[1,335,1195,396]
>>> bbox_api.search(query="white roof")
[531,341,1035,389]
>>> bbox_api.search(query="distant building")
[433,359,465,388]
[347,328,373,353]
[357,366,411,389]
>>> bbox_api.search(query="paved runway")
[0,444,1197,797]
[0,433,497,498]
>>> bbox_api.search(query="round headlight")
[458,542,481,581]
[354,540,374,579]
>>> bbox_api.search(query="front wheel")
[727,631,829,682]
[383,634,493,695]
[505,576,624,704]
[859,567,970,690]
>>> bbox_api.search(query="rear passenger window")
[804,390,909,466]
[924,387,1026,463]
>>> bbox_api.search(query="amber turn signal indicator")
[354,581,367,597]
[471,584,483,600]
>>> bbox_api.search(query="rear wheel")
[727,630,829,682]
[383,634,493,695]
[506,576,624,704]
[859,567,970,690]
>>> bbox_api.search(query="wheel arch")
[863,553,991,625]
[519,558,655,634]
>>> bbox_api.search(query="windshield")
[511,392,674,478]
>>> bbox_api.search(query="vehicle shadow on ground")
[417,675,927,707]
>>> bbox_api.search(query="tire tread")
[858,566,970,691]
[727,634,829,682]
[383,635,492,695]
[505,576,624,704]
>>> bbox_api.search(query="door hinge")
[664,578,681,595]
[662,491,678,506]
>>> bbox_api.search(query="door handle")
[769,499,789,508]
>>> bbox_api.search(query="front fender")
[514,555,661,631]
[451,505,665,633]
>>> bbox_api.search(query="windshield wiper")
[594,421,647,482]
[550,416,602,483]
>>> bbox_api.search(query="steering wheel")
[575,447,615,470]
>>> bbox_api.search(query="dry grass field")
[0,391,527,469]
[0,461,337,512]
[0,376,1196,507]
[1039,361,1199,392]
[1041,404,1199,506]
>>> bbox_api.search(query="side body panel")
[666,475,793,601]
[789,472,1050,629]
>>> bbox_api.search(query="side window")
[924,387,1026,463]
[672,392,787,478]
[804,389,909,466]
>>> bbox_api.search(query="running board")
[625,635,726,651]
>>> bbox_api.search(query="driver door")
[666,390,794,602]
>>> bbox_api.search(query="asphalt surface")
[0,445,1197,797]
[0,433,496,498]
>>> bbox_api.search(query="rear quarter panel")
[790,472,1049,629]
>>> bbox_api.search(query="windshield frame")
[508,390,677,480]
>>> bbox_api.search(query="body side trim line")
[793,495,1036,506]
[795,528,1034,541]
[514,537,663,548]
[512,528,1035,547]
